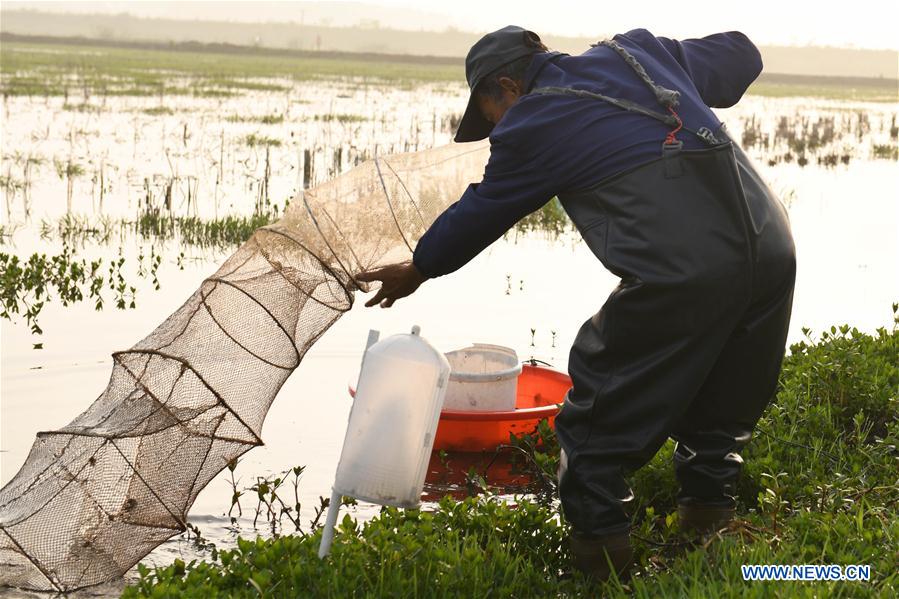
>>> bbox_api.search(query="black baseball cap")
[455,25,544,143]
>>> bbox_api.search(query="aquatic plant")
[0,244,161,338]
[513,198,572,236]
[52,157,85,213]
[134,211,278,248]
[313,113,367,123]
[227,113,285,124]
[244,134,282,148]
[142,106,175,116]
[31,210,279,251]
[740,109,898,167]
[872,143,898,160]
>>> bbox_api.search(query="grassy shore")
[749,73,898,103]
[124,312,898,597]
[2,35,897,101]
[0,37,463,97]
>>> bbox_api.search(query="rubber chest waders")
[534,40,796,536]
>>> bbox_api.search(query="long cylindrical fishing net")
[0,141,489,592]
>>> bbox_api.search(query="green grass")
[747,81,897,103]
[0,40,463,97]
[124,310,899,597]
[747,73,897,102]
[4,38,896,102]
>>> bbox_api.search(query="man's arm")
[355,136,556,307]
[654,31,763,108]
[411,138,556,278]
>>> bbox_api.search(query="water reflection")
[423,450,539,501]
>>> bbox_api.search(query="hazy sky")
[7,0,899,50]
[378,0,899,50]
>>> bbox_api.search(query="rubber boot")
[569,530,633,582]
[677,502,735,535]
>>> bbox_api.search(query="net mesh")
[0,141,490,592]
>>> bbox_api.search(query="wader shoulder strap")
[531,38,723,148]
[530,86,722,147]
[593,39,681,109]
[531,86,679,128]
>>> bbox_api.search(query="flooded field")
[1,40,898,595]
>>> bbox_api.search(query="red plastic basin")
[349,364,570,452]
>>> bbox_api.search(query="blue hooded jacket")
[412,28,762,278]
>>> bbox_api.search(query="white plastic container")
[319,326,450,558]
[443,344,521,412]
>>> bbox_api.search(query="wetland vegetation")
[124,317,899,597]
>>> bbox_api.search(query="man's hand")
[355,261,427,308]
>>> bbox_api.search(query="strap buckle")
[662,140,684,178]
[696,126,721,145]
[662,139,683,154]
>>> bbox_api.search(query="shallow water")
[1,85,897,596]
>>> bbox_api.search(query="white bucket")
[443,344,521,411]
[319,326,449,559]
